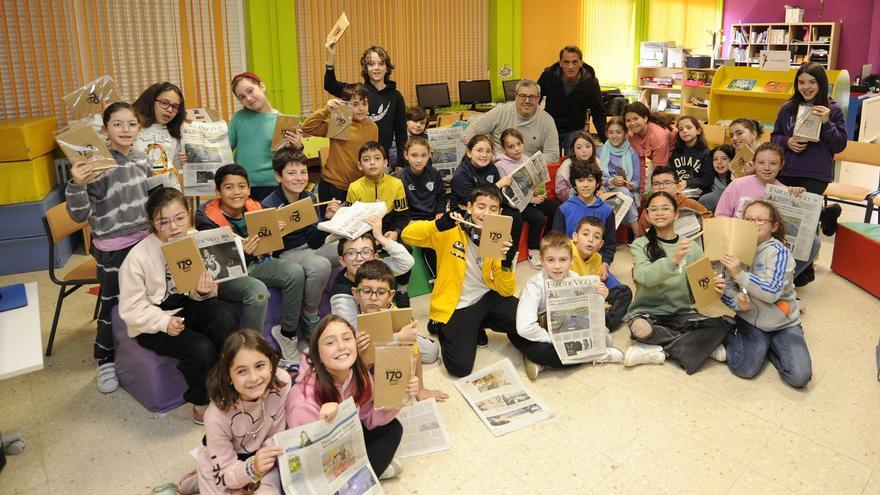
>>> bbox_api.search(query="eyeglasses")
[744,217,772,226]
[651,180,676,188]
[516,93,540,101]
[646,206,674,213]
[355,287,392,298]
[342,248,374,260]
[155,98,181,112]
[154,213,189,231]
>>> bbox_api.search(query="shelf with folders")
[728,21,840,70]
[681,68,715,122]
[636,66,684,116]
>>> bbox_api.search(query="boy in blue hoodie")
[552,161,616,265]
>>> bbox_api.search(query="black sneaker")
[395,291,411,308]
[820,204,842,236]
[427,319,444,335]
[794,263,815,287]
[477,329,489,348]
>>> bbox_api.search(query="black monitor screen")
[502,79,521,102]
[415,83,451,109]
[458,80,493,105]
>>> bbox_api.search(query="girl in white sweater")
[132,82,187,173]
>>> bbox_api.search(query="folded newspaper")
[454,358,554,436]
[426,126,466,181]
[275,397,384,495]
[396,398,452,459]
[501,151,549,212]
[545,275,608,364]
[318,201,388,240]
[763,184,822,260]
[193,228,248,283]
[599,191,634,229]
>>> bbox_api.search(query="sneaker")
[379,458,404,480]
[271,325,302,363]
[527,249,542,269]
[395,291,411,308]
[820,203,842,236]
[594,347,624,364]
[623,343,666,367]
[97,362,119,393]
[192,404,207,425]
[477,328,489,348]
[417,335,440,364]
[523,354,542,380]
[710,344,727,362]
[176,470,199,495]
[427,319,444,335]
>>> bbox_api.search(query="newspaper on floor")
[501,151,549,212]
[181,121,234,166]
[454,358,554,436]
[426,126,465,181]
[275,397,384,495]
[395,398,452,459]
[599,191,634,229]
[193,227,247,283]
[763,184,822,261]
[318,201,388,240]
[545,275,608,364]
[181,162,223,196]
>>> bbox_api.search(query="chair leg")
[45,286,67,357]
[92,292,101,321]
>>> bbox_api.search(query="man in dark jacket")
[538,45,606,151]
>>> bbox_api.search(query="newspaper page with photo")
[599,191,635,229]
[454,358,554,436]
[192,227,247,283]
[763,184,822,261]
[317,201,388,240]
[501,152,549,212]
[395,398,452,459]
[426,127,466,181]
[545,275,608,364]
[275,398,384,495]
[181,121,233,195]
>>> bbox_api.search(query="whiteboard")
[860,94,880,143]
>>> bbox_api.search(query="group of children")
[64,48,843,492]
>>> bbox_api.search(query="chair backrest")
[835,141,880,167]
[44,202,88,244]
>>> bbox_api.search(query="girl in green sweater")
[623,191,733,374]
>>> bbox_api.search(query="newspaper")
[317,201,388,240]
[454,358,554,436]
[396,398,452,459]
[426,127,465,181]
[500,152,549,212]
[674,207,703,240]
[763,184,822,261]
[193,228,248,283]
[181,162,222,196]
[275,397,384,495]
[599,191,634,229]
[181,121,234,165]
[544,275,607,364]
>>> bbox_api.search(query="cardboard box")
[0,153,57,206]
[785,7,804,23]
[0,117,58,162]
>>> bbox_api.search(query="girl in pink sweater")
[624,102,675,194]
[286,315,419,480]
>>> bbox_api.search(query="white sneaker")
[594,347,624,364]
[523,354,542,380]
[417,335,440,364]
[623,343,666,367]
[97,362,119,393]
[527,249,542,269]
[379,458,403,480]
[271,325,301,363]
[710,344,727,362]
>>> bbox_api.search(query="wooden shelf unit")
[636,66,684,117]
[681,68,716,122]
[728,21,840,70]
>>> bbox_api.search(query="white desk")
[0,282,43,381]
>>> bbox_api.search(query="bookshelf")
[681,68,716,122]
[728,21,841,70]
[636,66,683,117]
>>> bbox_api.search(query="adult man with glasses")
[538,45,607,151]
[462,79,560,163]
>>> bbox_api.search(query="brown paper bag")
[356,311,394,367]
[793,104,822,142]
[686,256,721,311]
[161,237,205,293]
[373,344,414,409]
[729,144,755,178]
[63,75,120,121]
[278,197,319,235]
[390,308,413,333]
[702,217,758,265]
[272,115,301,151]
[245,209,285,256]
[55,123,117,172]
[327,103,353,141]
[478,214,513,259]
[324,12,350,48]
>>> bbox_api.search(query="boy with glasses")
[637,165,711,232]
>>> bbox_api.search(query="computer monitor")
[458,79,493,111]
[502,79,521,102]
[415,83,451,116]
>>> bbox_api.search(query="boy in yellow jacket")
[402,184,517,376]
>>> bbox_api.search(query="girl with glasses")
[132,82,187,173]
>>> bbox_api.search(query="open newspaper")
[599,191,634,229]
[318,201,388,240]
[545,275,607,364]
[454,358,554,436]
[501,151,549,212]
[275,397,384,495]
[193,228,247,283]
[763,184,822,261]
[426,126,465,181]
[181,121,233,195]
[396,398,452,459]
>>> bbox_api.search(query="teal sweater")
[626,234,702,317]
[228,109,278,187]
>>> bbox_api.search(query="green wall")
[488,0,522,101]
[243,0,301,115]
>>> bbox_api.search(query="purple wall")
[723,0,880,76]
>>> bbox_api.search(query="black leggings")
[778,175,829,195]
[522,200,561,250]
[364,418,402,476]
[317,180,348,203]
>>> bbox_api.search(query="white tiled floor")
[1,163,879,495]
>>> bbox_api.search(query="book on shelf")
[726,79,757,91]
[763,81,792,93]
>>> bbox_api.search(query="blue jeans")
[725,317,812,388]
